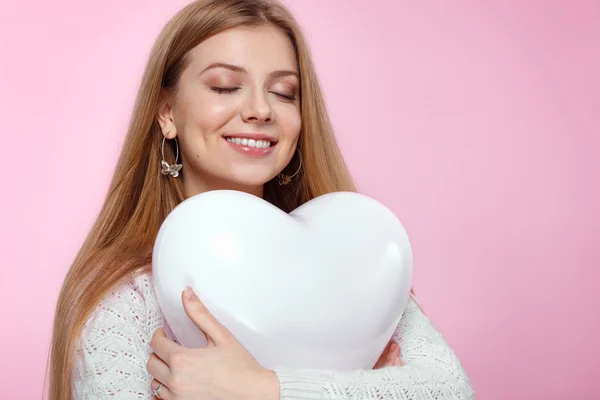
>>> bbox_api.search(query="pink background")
[1,0,599,399]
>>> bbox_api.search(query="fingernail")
[183,286,198,301]
[394,358,402,366]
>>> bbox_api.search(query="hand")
[373,340,402,369]
[146,287,280,400]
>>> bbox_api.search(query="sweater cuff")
[274,367,332,400]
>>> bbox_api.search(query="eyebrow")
[199,62,299,79]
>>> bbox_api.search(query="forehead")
[187,24,298,73]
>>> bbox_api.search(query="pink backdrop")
[1,0,598,399]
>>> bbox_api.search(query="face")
[157,24,302,197]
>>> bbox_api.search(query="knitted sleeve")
[274,298,475,400]
[72,274,474,400]
[71,274,164,400]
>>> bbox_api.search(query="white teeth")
[226,137,273,148]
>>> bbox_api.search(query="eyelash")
[210,87,296,101]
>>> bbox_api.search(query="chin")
[226,165,278,187]
[228,174,274,188]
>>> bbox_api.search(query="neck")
[183,173,264,199]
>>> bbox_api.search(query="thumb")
[182,286,230,346]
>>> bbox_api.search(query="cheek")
[197,98,236,125]
[179,92,238,133]
[276,106,302,141]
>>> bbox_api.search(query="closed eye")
[271,92,297,101]
[211,87,296,101]
[210,87,240,94]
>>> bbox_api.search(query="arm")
[273,298,475,400]
[72,275,160,399]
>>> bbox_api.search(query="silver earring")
[278,148,302,185]
[161,137,183,178]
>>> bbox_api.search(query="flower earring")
[278,148,302,185]
[161,136,183,178]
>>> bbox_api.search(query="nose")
[241,88,274,124]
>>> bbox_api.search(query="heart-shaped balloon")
[152,190,413,370]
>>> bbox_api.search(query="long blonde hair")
[47,0,357,398]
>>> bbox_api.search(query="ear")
[157,95,177,140]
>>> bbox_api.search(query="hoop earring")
[161,136,183,178]
[278,148,302,186]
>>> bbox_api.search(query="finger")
[389,342,403,367]
[385,343,398,366]
[146,353,170,386]
[382,342,401,367]
[373,343,389,369]
[391,342,400,359]
[182,286,232,346]
[150,328,181,365]
[373,341,393,369]
[151,378,172,400]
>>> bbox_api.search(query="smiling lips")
[223,133,277,157]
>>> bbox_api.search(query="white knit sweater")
[72,273,475,399]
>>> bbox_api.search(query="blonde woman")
[48,0,474,399]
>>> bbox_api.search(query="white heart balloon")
[152,190,413,371]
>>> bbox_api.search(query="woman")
[48,0,475,399]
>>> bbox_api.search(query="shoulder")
[72,272,164,396]
[81,272,164,338]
